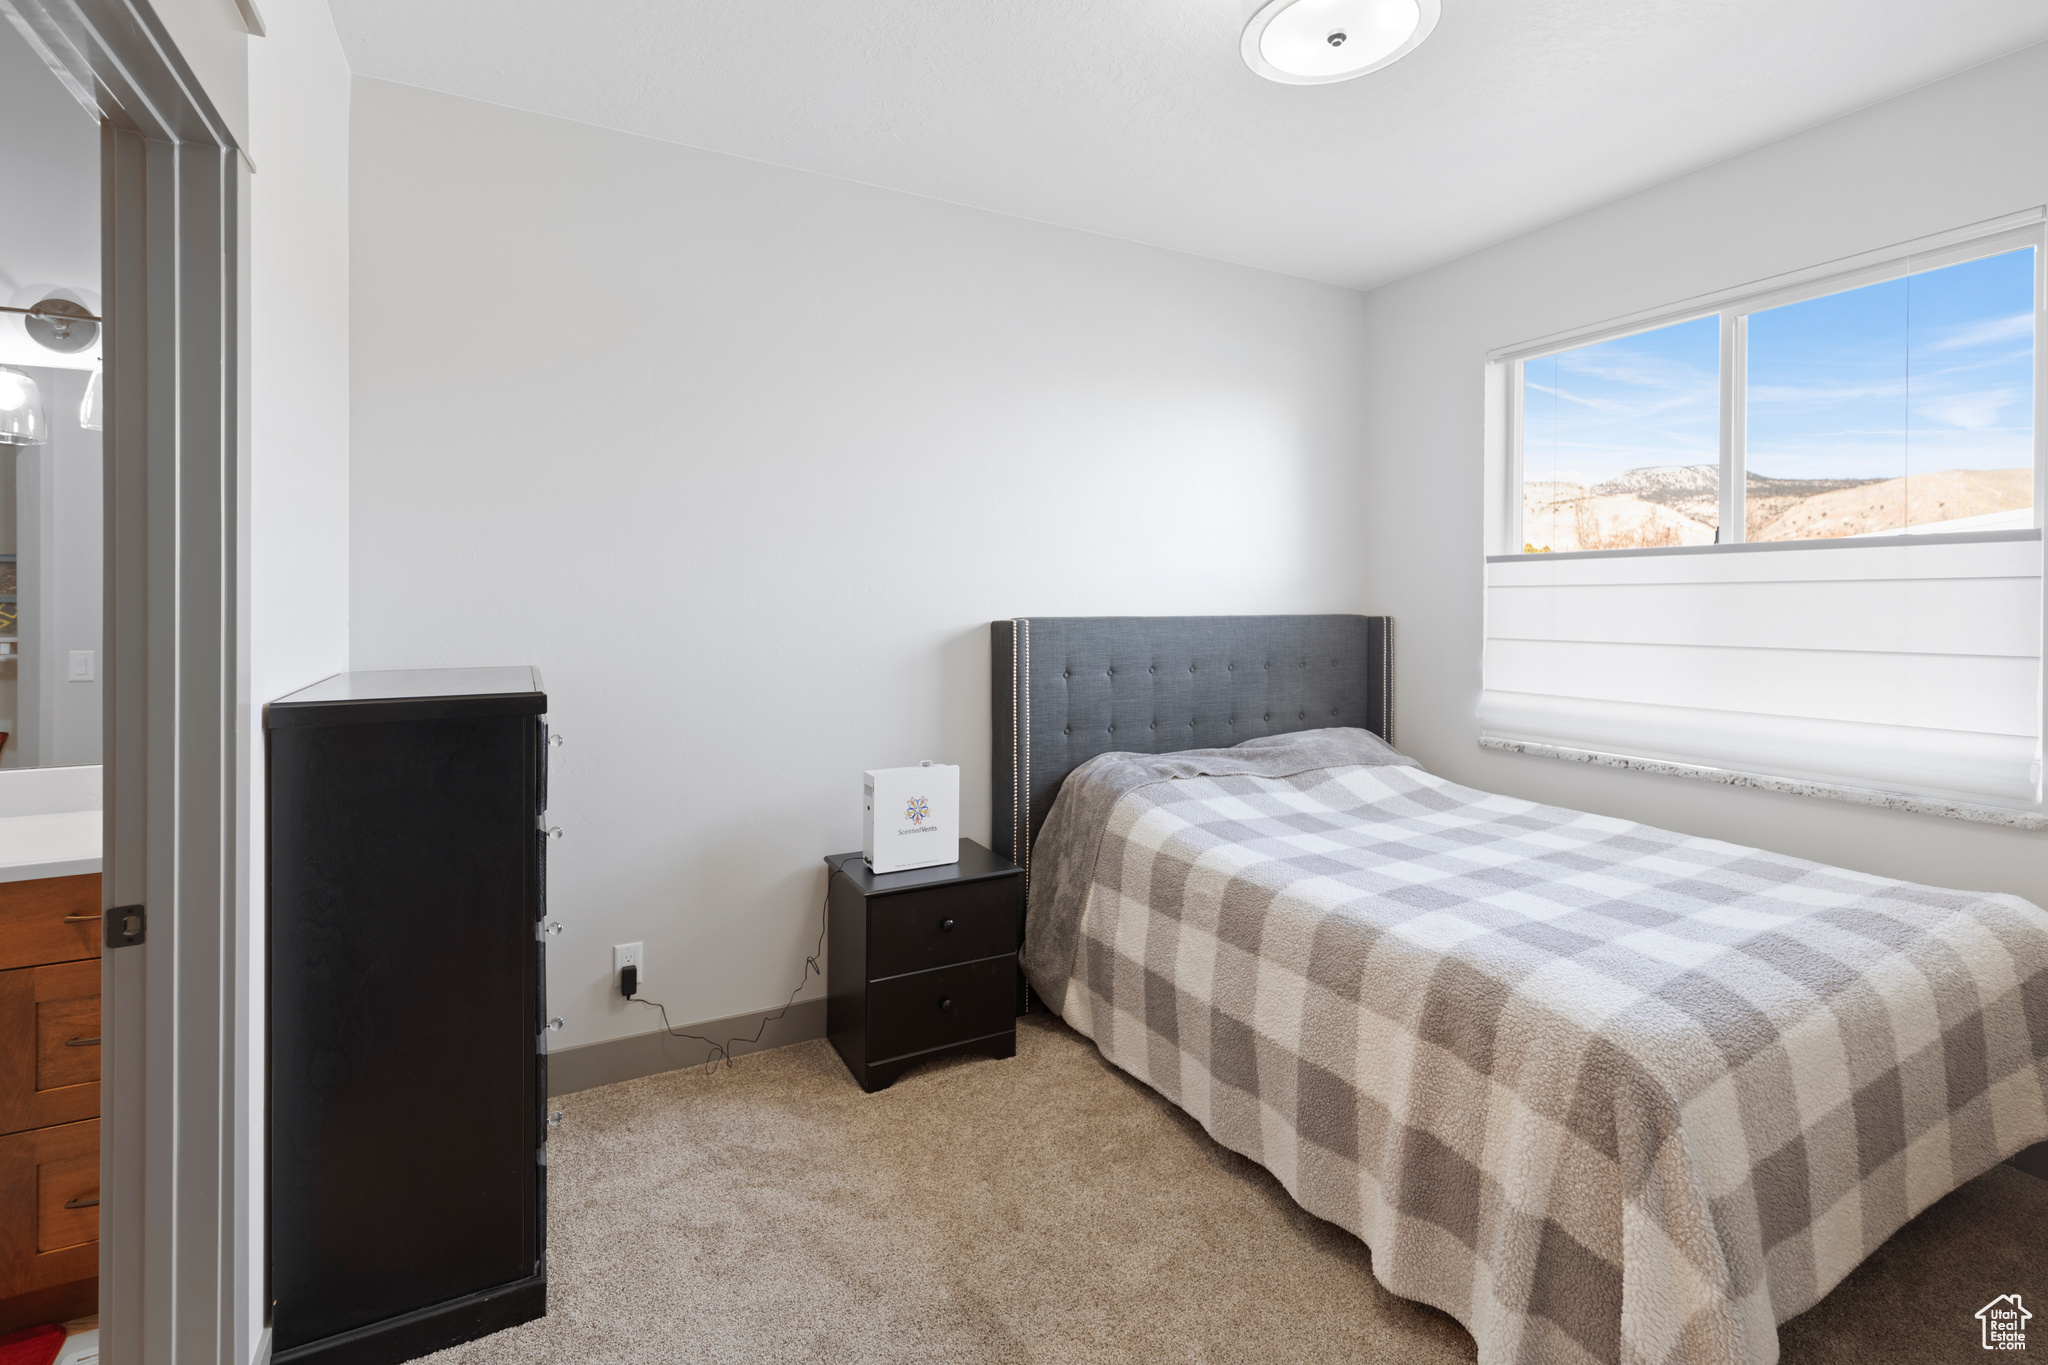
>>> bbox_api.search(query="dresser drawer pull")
[940,918,956,932]
[938,996,954,1013]
[65,1036,101,1047]
[63,914,99,923]
[64,1196,99,1210]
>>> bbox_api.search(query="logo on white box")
[864,762,959,874]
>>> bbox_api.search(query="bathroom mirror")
[0,23,103,770]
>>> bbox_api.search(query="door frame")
[0,2,249,1362]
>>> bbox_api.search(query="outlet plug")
[613,942,645,995]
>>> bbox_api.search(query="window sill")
[1477,735,2047,830]
[1485,525,2040,565]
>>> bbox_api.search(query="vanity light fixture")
[0,367,46,447]
[15,297,100,354]
[80,363,103,431]
[1241,0,1440,85]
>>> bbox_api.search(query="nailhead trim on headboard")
[1016,617,1030,889]
[1383,616,1394,748]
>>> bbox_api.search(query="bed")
[991,614,2048,1365]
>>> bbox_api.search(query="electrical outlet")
[613,942,645,987]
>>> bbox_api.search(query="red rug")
[0,1325,64,1365]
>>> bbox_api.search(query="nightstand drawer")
[867,956,1014,1061]
[868,878,1018,978]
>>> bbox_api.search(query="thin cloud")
[1916,387,2023,432]
[1749,381,1905,404]
[1526,380,1715,425]
[1923,312,2034,353]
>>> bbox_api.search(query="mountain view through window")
[1519,247,2036,553]
[1523,315,1720,552]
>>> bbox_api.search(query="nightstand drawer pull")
[940,918,956,932]
[938,996,954,1012]
[65,1036,101,1047]
[65,1196,100,1210]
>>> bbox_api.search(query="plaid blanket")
[1024,729,2048,1365]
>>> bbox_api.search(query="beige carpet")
[423,1014,2046,1365]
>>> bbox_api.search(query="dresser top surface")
[272,667,544,708]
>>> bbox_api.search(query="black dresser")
[825,840,1022,1092]
[266,668,551,1365]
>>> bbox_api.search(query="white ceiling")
[323,0,2048,290]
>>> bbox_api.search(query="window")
[1514,239,2038,554]
[1746,248,2035,541]
[1521,316,1719,552]
[1486,217,2047,822]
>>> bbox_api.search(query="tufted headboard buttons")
[990,615,1392,880]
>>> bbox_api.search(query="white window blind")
[1479,534,2044,811]
[1483,213,2047,821]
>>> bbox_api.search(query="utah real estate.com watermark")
[1979,1295,2031,1351]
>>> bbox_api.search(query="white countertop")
[0,809,102,882]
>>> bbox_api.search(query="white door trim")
[0,2,250,1361]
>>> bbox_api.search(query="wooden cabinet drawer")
[36,1150,98,1254]
[0,1119,98,1298]
[867,877,1019,979]
[0,877,101,974]
[1,960,100,1135]
[867,955,1015,1062]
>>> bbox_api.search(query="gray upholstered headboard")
[990,615,1392,879]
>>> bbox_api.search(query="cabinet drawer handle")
[63,915,98,924]
[940,918,956,932]
[65,1036,101,1047]
[938,996,954,1013]
[64,1196,99,1210]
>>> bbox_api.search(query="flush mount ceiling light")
[1242,0,1440,85]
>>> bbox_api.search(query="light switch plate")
[613,942,645,986]
[68,649,95,681]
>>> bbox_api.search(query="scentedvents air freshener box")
[863,761,960,874]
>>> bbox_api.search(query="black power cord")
[623,872,833,1069]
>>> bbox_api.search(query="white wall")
[247,0,352,1357]
[1359,40,2048,907]
[0,26,99,369]
[348,77,1375,1049]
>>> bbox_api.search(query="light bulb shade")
[1242,0,1440,85]
[0,367,46,447]
[80,366,103,431]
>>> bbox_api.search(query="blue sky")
[1523,246,2036,488]
[1523,316,1717,489]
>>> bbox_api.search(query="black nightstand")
[824,840,1022,1092]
